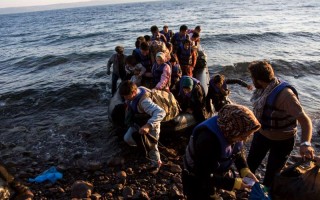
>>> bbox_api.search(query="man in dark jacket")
[183,104,261,199]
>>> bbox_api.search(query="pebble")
[71,180,93,199]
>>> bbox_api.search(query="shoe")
[147,161,162,175]
[149,166,160,175]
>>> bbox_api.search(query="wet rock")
[107,157,125,167]
[91,193,102,200]
[123,186,134,199]
[48,186,65,193]
[71,180,93,199]
[169,164,182,173]
[106,192,113,198]
[114,183,124,191]
[160,170,173,177]
[116,171,127,184]
[171,175,182,184]
[169,184,184,198]
[126,168,134,175]
[87,161,102,171]
[133,190,150,200]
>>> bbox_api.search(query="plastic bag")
[29,166,63,184]
[249,182,271,200]
[271,161,320,200]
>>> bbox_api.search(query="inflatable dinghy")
[108,50,210,132]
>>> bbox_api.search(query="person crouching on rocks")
[119,80,166,175]
[183,104,261,200]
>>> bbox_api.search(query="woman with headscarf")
[183,104,261,200]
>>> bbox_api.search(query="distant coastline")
[0,0,160,15]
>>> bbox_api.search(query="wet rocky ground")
[1,103,319,199]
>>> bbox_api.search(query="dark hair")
[126,55,137,66]
[136,36,145,42]
[135,40,141,48]
[144,35,151,42]
[150,25,159,34]
[191,32,199,38]
[195,26,201,31]
[248,60,275,83]
[119,80,137,96]
[163,25,168,28]
[213,74,225,84]
[183,39,191,44]
[166,42,173,49]
[180,25,188,31]
[140,41,149,51]
[169,54,178,63]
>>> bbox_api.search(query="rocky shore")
[1,123,319,200]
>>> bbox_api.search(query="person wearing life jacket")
[177,39,197,76]
[206,74,253,112]
[169,54,182,93]
[246,60,314,188]
[151,52,171,91]
[150,25,167,43]
[132,36,146,58]
[160,25,173,44]
[134,42,153,88]
[176,76,208,122]
[107,45,127,96]
[119,80,166,175]
[183,104,261,200]
[171,24,189,53]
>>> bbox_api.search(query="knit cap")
[156,52,165,62]
[217,104,261,139]
[182,77,194,89]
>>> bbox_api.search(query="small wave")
[13,51,109,69]
[215,60,320,77]
[202,31,320,44]
[0,82,108,117]
[47,31,108,45]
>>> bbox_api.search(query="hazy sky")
[0,0,150,8]
[0,0,90,8]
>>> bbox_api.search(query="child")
[125,55,146,82]
[206,74,253,112]
[152,52,171,91]
[169,55,182,93]
[130,68,143,86]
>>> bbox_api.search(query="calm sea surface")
[0,0,319,162]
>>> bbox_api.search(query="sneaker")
[149,166,160,175]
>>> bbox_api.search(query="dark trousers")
[247,132,294,187]
[111,73,120,96]
[182,170,217,200]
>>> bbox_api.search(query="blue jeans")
[247,132,295,187]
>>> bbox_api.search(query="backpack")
[144,90,180,122]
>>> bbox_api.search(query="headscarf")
[156,52,166,62]
[217,104,261,139]
[182,77,194,90]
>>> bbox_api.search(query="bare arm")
[297,112,314,159]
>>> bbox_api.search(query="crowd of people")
[107,24,316,199]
